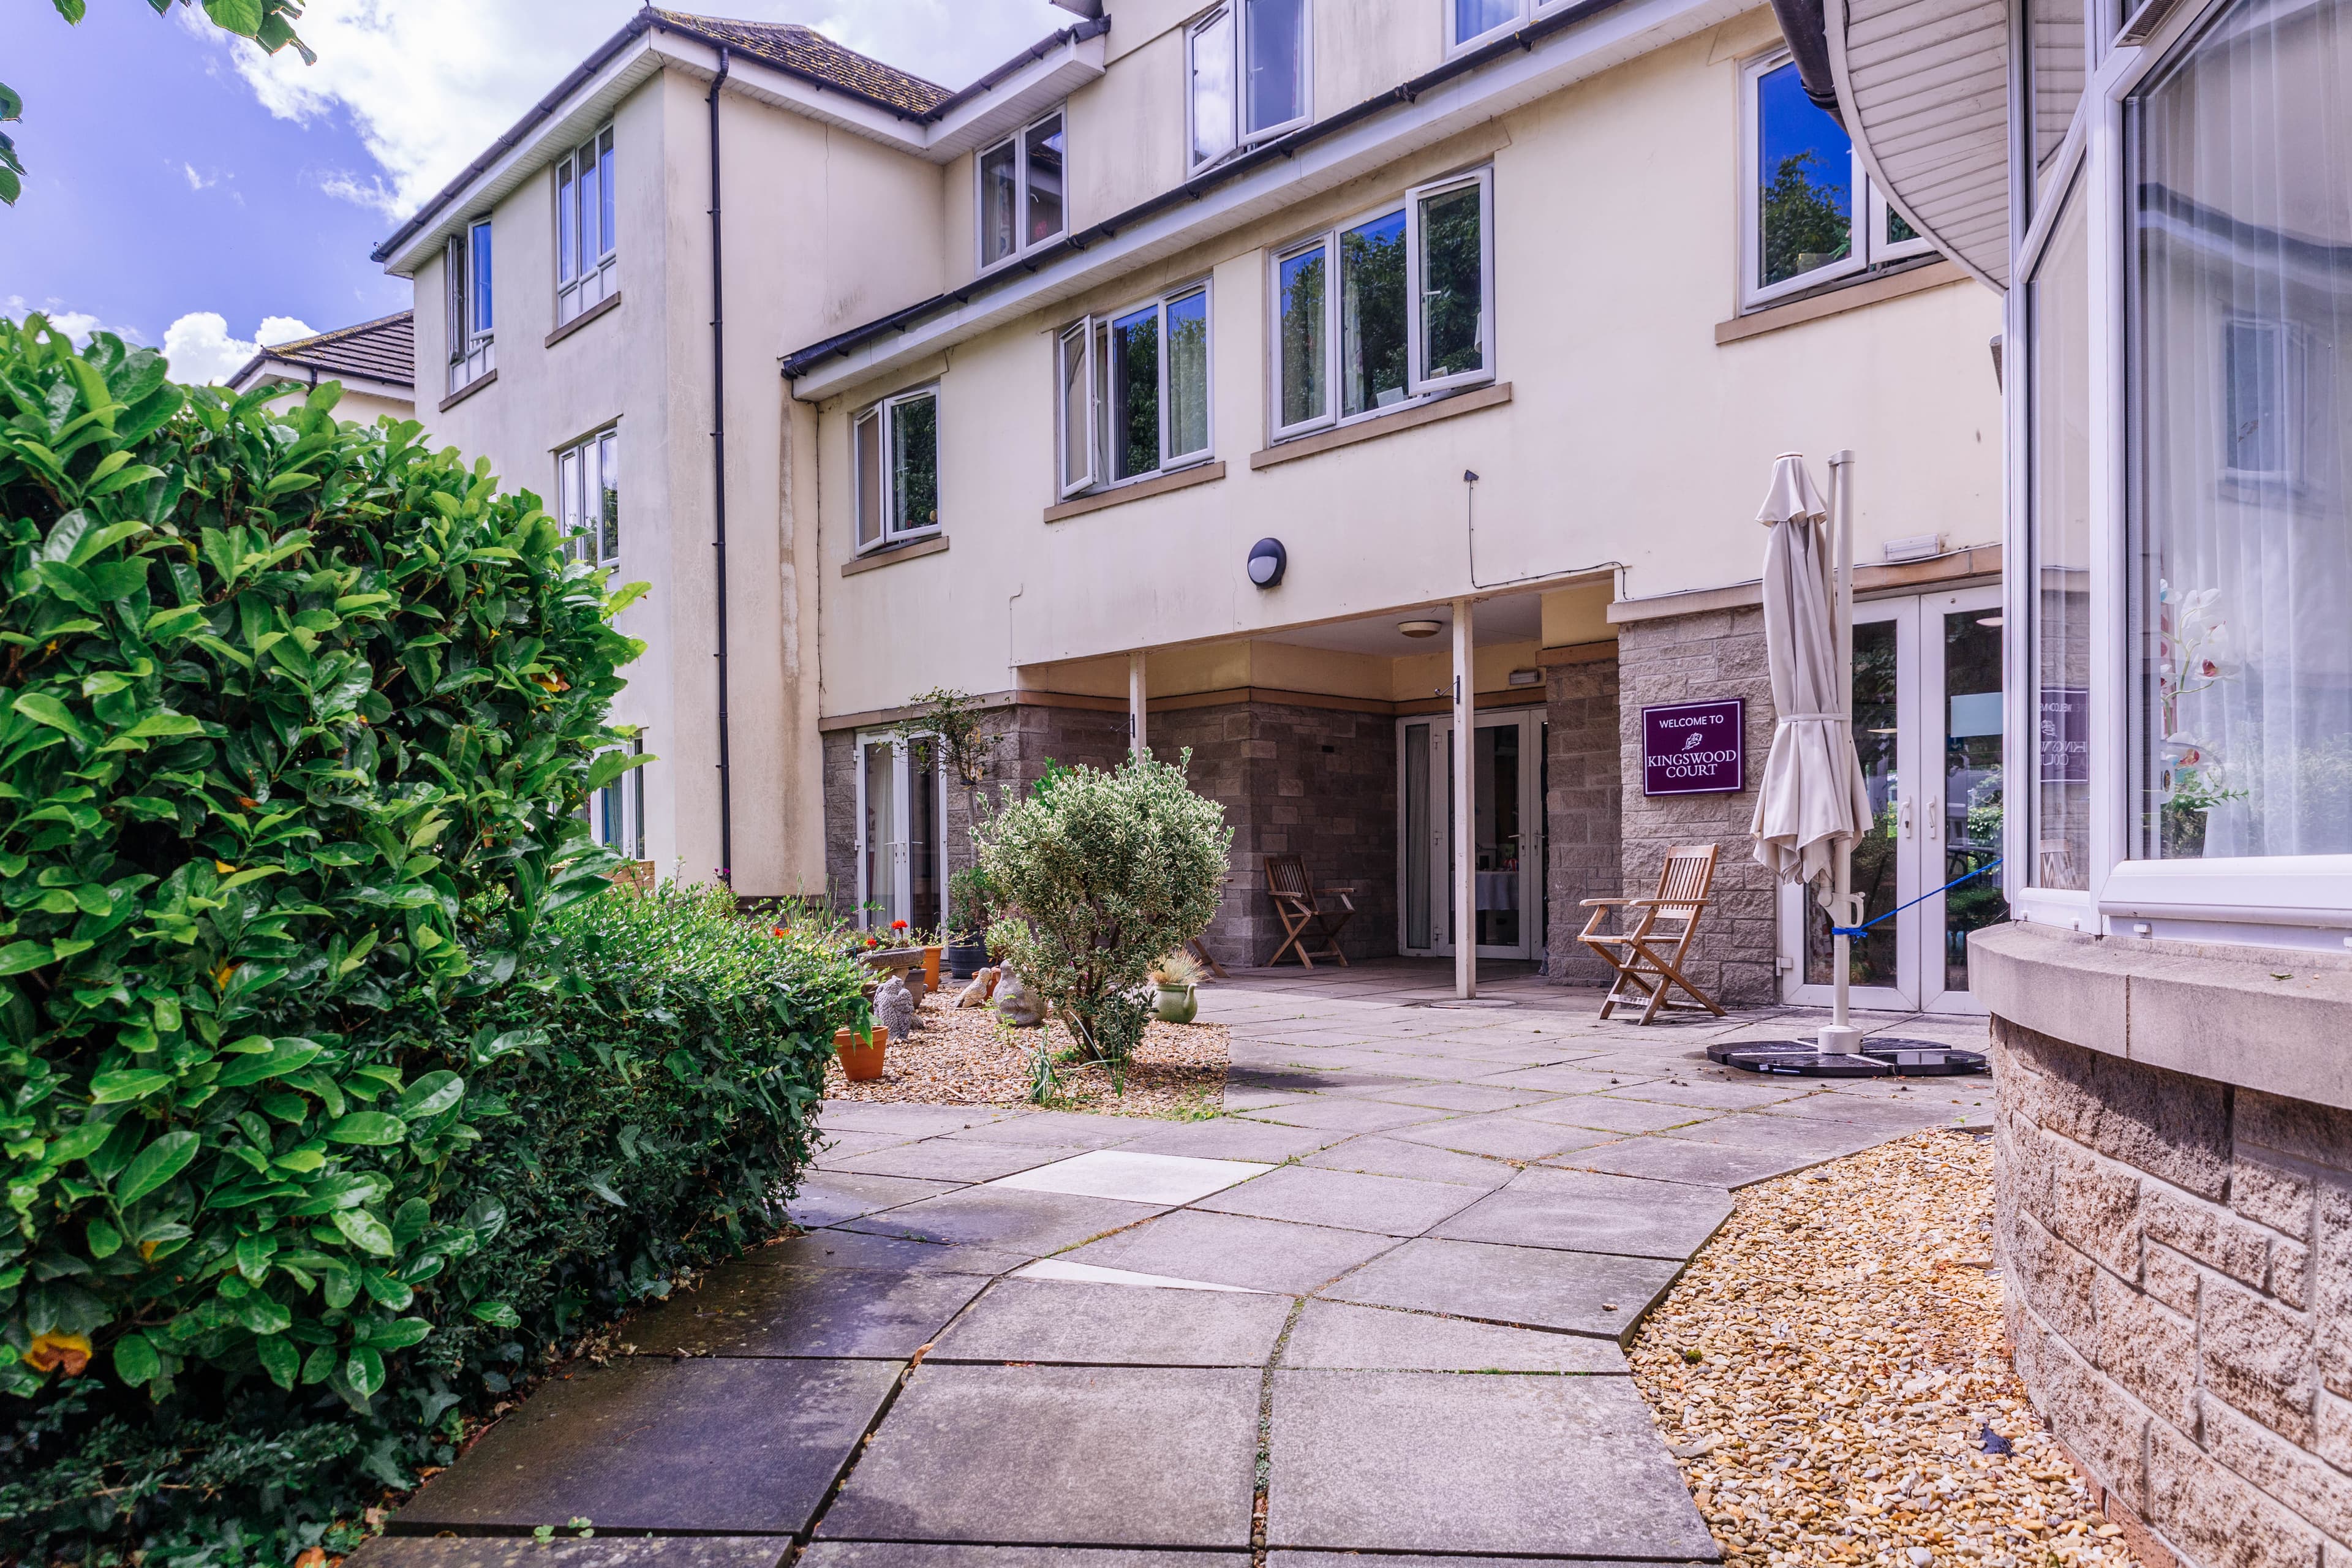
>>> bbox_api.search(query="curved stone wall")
[1993,1016,2352,1568]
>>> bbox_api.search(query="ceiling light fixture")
[1977,614,2004,627]
[1398,619,1443,639]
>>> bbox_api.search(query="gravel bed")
[1628,1129,2136,1568]
[820,990,1227,1118]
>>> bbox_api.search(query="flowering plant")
[2154,579,2246,813]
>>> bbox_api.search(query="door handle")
[1898,797,1913,839]
[1926,794,1940,842]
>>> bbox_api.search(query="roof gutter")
[780,0,1628,379]
[1766,0,1842,122]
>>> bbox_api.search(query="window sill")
[842,534,949,576]
[1044,461,1226,523]
[547,290,622,349]
[439,369,497,413]
[1250,382,1512,470]
[1716,259,1967,345]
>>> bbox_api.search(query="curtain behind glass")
[2129,0,2352,859]
[2030,176,2093,887]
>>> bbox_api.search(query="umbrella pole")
[1822,450,1864,1056]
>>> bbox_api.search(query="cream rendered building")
[225,311,416,425]
[382,0,2006,1011]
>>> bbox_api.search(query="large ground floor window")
[856,732,946,935]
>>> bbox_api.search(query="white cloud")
[194,0,1078,221]
[183,162,217,190]
[2,296,141,345]
[160,312,318,385]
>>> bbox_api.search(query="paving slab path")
[361,985,1994,1568]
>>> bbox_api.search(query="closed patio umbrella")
[1747,451,1872,1053]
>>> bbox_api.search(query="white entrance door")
[1777,586,2008,1014]
[1396,710,1547,960]
[854,733,947,936]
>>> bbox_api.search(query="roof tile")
[649,10,949,115]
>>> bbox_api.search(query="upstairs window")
[1270,170,1494,441]
[1449,0,1564,50]
[853,388,941,552]
[559,428,619,568]
[1188,0,1310,170]
[1056,283,1213,497]
[556,126,617,325]
[979,110,1067,270]
[445,216,494,395]
[1740,52,1929,309]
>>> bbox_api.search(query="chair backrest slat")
[1654,844,1719,908]
[1265,854,1312,900]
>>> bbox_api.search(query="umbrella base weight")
[1706,1038,1989,1077]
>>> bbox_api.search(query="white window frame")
[445,217,495,396]
[1999,0,2352,949]
[557,427,620,569]
[556,125,618,327]
[2218,317,2305,491]
[851,386,943,555]
[1268,171,1497,444]
[1187,0,1313,172]
[1740,50,1934,311]
[1055,282,1216,499]
[976,107,1068,273]
[586,732,648,861]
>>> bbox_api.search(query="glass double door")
[1398,710,1547,960]
[855,733,946,935]
[1779,587,2009,1014]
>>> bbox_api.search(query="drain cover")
[1706,1038,1989,1077]
[1412,997,1520,1009]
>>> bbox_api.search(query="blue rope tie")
[1829,857,2003,940]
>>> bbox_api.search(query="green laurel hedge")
[0,317,859,1561]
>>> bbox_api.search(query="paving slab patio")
[384,967,1984,1562]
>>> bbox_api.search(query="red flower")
[891,919,908,930]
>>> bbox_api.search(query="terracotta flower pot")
[835,1024,889,1082]
[922,945,942,992]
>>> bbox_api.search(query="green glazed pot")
[1153,982,1199,1025]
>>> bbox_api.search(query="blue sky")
[4,0,1077,380]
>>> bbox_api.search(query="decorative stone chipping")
[1994,1015,2351,1568]
[1613,606,1779,1006]
[1546,652,1621,984]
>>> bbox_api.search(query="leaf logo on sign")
[1683,733,1705,750]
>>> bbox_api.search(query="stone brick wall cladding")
[1546,655,1622,984]
[1613,607,1779,1006]
[1152,700,1399,970]
[821,699,1396,968]
[1995,1016,2352,1568]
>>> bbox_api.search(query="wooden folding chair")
[1577,843,1727,1023]
[1262,854,1355,968]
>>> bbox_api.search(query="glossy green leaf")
[112,1332,159,1387]
[113,1129,198,1206]
[330,1208,396,1256]
[325,1111,406,1146]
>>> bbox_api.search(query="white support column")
[1129,650,1147,760]
[1452,598,1476,1000]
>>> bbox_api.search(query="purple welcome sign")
[1642,699,1746,795]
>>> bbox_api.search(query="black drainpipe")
[707,45,735,885]
[1766,0,1844,123]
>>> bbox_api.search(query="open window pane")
[1191,9,1237,166]
[577,142,600,274]
[2028,0,2086,174]
[1110,305,1159,481]
[597,432,619,562]
[1755,61,1853,289]
[558,448,582,560]
[1340,210,1408,417]
[1025,114,1065,247]
[890,393,939,534]
[597,129,615,260]
[1455,0,1520,44]
[2127,0,2352,859]
[980,139,1017,265]
[1416,182,1487,383]
[1058,323,1095,494]
[1166,290,1210,459]
[1278,244,1328,429]
[1244,0,1308,135]
[557,161,578,284]
[854,409,883,548]
[469,221,494,334]
[447,236,468,360]
[2029,176,2092,889]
